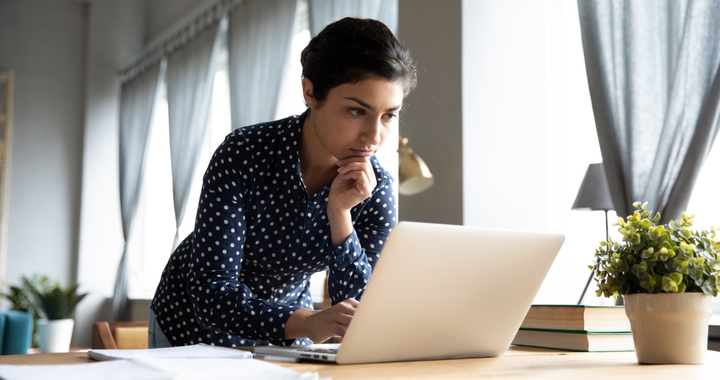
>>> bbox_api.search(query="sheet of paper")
[0,358,318,380]
[133,358,319,380]
[0,359,172,380]
[87,343,253,361]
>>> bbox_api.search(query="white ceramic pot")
[36,318,75,353]
[624,293,712,364]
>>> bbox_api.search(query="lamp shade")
[572,163,614,211]
[398,136,434,196]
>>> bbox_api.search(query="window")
[275,3,310,120]
[687,138,720,314]
[127,81,175,300]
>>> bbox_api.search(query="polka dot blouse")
[150,111,398,347]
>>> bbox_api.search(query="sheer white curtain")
[115,62,164,321]
[166,20,224,250]
[577,0,720,221]
[307,0,397,36]
[228,0,298,128]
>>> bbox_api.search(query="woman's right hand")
[285,298,359,343]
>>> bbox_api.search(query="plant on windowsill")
[3,274,87,353]
[591,202,719,364]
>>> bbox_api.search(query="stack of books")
[512,304,635,352]
[709,315,720,352]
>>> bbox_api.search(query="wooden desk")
[2,346,720,379]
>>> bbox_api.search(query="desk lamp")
[572,163,614,304]
[398,136,434,195]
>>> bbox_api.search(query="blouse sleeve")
[326,175,398,304]
[184,134,298,346]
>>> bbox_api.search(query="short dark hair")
[300,17,417,105]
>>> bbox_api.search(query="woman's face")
[303,77,405,161]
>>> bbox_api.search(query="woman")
[149,17,417,348]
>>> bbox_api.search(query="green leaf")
[661,273,684,293]
[677,282,687,293]
[632,262,648,278]
[639,274,656,292]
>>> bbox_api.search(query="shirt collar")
[274,110,308,178]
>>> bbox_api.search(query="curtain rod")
[120,0,242,83]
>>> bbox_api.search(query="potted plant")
[3,274,87,353]
[591,202,719,364]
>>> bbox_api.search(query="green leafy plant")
[3,274,87,320]
[2,274,88,347]
[592,202,720,297]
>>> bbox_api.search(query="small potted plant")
[591,202,719,364]
[4,274,87,353]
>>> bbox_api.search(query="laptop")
[254,221,564,364]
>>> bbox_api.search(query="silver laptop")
[254,221,564,364]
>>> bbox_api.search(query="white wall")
[75,0,146,348]
[0,0,86,292]
[145,0,214,45]
[462,0,605,304]
[463,0,551,229]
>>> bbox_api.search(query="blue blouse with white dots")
[150,111,398,347]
